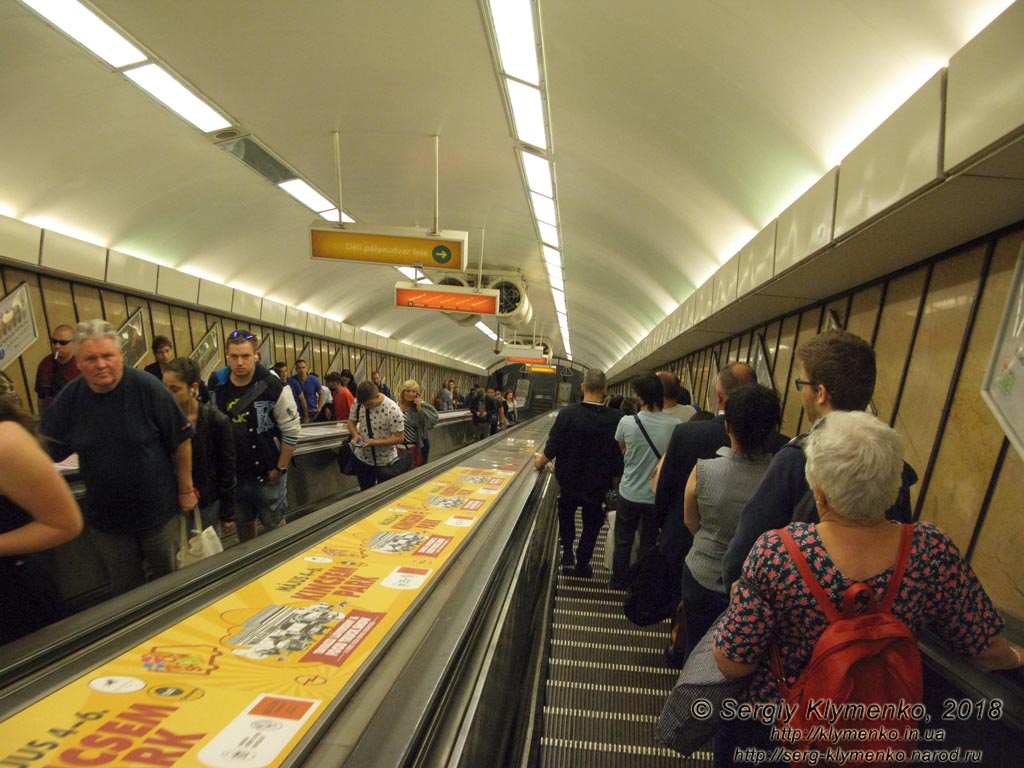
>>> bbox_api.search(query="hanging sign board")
[506,356,548,365]
[526,365,557,374]
[0,283,38,371]
[395,282,499,314]
[311,225,468,271]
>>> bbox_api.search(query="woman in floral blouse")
[711,411,1021,766]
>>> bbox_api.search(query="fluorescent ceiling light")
[319,208,356,223]
[488,0,539,85]
[543,245,561,269]
[522,151,553,197]
[546,262,564,291]
[475,321,497,340]
[124,64,231,132]
[538,221,559,248]
[531,192,557,226]
[22,0,146,68]
[277,179,335,213]
[506,79,547,148]
[552,288,567,315]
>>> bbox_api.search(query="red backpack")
[770,525,922,768]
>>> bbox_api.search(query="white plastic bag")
[178,509,223,568]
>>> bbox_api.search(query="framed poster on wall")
[118,308,148,370]
[0,283,38,371]
[981,243,1024,461]
[190,326,222,382]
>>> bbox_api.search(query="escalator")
[539,520,695,767]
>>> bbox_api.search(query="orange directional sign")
[311,225,467,270]
[507,356,548,365]
[395,282,499,314]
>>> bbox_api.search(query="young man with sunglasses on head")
[34,324,79,415]
[208,330,301,542]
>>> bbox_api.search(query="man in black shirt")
[42,320,196,596]
[534,369,622,578]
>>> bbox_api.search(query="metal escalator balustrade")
[540,520,711,767]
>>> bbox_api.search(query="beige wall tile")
[872,268,927,424]
[892,247,984,509]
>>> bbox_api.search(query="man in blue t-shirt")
[287,359,324,423]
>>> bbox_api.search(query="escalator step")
[557,610,667,634]
[551,622,667,650]
[547,657,677,689]
[540,738,710,767]
[543,706,660,746]
[549,637,665,666]
[544,679,670,717]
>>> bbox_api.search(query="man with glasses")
[720,329,916,591]
[208,330,301,542]
[34,324,79,415]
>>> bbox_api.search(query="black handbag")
[336,440,359,475]
[623,546,678,626]
[376,448,414,481]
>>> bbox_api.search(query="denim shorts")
[235,475,288,529]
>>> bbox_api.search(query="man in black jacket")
[534,369,623,578]
[720,329,916,590]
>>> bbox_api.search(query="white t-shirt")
[663,403,697,422]
[352,397,405,466]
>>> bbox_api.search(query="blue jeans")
[235,475,287,530]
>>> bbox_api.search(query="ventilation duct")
[427,270,533,328]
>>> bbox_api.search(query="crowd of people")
[534,330,1022,765]
[4,320,1020,764]
[2,320,502,644]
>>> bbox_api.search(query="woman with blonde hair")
[398,379,439,465]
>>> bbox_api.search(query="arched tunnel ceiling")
[0,0,1012,370]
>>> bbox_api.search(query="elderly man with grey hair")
[41,320,197,596]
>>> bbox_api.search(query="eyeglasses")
[228,330,256,341]
[793,379,819,392]
[50,338,72,346]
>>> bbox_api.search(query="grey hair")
[582,369,607,393]
[74,319,120,347]
[804,411,903,524]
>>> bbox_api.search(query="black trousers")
[557,492,606,566]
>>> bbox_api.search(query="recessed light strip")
[20,0,146,67]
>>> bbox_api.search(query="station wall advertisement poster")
[0,282,38,371]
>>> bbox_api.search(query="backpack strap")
[777,526,841,623]
[880,523,914,612]
[227,379,269,420]
[633,414,662,460]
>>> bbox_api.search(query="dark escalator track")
[539,517,712,767]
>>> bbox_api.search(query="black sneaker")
[608,577,628,591]
[560,550,575,568]
[573,562,593,579]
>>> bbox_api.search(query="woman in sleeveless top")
[0,393,83,644]
[681,384,780,658]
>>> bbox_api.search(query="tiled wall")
[629,225,1024,625]
[0,264,477,414]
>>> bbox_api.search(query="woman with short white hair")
[398,379,438,465]
[711,411,1021,764]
